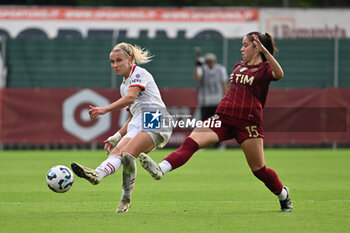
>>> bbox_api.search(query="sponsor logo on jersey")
[231,73,255,86]
[132,78,142,83]
[239,67,248,72]
[229,73,255,86]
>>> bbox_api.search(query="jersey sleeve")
[128,70,149,91]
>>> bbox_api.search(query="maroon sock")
[163,137,199,170]
[253,166,283,195]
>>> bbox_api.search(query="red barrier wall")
[0,88,349,145]
[263,88,350,144]
[1,89,120,143]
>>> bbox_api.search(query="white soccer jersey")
[120,64,166,115]
[119,64,172,148]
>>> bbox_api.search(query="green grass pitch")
[1,148,350,233]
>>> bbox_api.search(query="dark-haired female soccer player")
[140,32,292,212]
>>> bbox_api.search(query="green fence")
[4,38,350,88]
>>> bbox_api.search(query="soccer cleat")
[116,198,131,213]
[280,186,292,212]
[71,162,101,185]
[139,153,163,180]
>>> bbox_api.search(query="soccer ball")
[46,165,74,193]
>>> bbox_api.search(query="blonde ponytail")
[112,42,153,64]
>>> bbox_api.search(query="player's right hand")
[89,105,108,120]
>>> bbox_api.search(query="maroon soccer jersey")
[216,61,277,125]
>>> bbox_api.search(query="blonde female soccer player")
[71,43,172,213]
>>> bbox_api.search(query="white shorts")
[124,112,172,149]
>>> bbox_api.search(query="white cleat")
[139,153,163,180]
[280,186,292,212]
[116,198,131,213]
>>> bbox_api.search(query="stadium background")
[0,3,349,149]
[1,2,350,233]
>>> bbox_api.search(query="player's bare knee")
[188,131,204,143]
[111,146,123,157]
[119,147,136,157]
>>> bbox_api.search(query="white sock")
[95,155,122,179]
[159,160,172,174]
[121,153,136,200]
[278,187,288,201]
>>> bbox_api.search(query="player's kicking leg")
[140,130,218,180]
[139,153,164,180]
[139,138,199,180]
[71,155,122,185]
[71,162,101,185]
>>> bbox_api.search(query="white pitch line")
[1,200,350,205]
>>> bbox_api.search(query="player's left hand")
[252,34,268,54]
[89,105,108,119]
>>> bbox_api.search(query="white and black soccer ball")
[46,165,74,193]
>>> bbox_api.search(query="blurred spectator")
[0,37,7,87]
[194,51,228,121]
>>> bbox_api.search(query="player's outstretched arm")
[89,86,142,119]
[252,34,284,80]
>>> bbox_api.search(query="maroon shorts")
[206,113,264,144]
